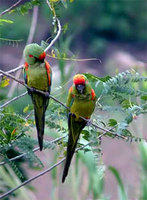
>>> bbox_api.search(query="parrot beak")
[76,84,85,94]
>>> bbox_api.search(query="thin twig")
[25,110,33,120]
[45,0,62,52]
[0,0,24,17]
[0,65,23,77]
[44,19,61,52]
[0,158,65,199]
[0,69,128,140]
[0,136,66,166]
[0,128,110,199]
[47,54,101,63]
[0,91,28,109]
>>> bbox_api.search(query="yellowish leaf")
[0,77,10,87]
[51,50,56,58]
[23,105,30,113]
[25,123,30,127]
[11,128,16,136]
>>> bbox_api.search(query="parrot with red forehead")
[23,43,52,151]
[62,74,96,182]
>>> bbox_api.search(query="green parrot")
[23,43,52,151]
[62,74,96,183]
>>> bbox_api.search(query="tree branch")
[0,129,109,199]
[44,18,61,52]
[44,0,62,52]
[0,65,23,78]
[0,91,28,109]
[0,135,66,166]
[0,0,25,17]
[0,69,128,140]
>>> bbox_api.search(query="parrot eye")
[29,54,33,58]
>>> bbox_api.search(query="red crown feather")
[73,74,86,85]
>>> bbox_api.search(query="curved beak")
[76,84,85,94]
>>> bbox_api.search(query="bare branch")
[0,157,65,199]
[0,91,28,109]
[0,136,66,166]
[44,0,62,52]
[0,65,23,77]
[0,128,110,199]
[0,0,25,17]
[44,18,62,52]
[0,69,128,140]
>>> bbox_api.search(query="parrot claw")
[28,87,35,93]
[68,112,76,118]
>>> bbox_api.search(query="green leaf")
[81,130,90,141]
[0,77,10,88]
[141,95,147,101]
[84,73,111,82]
[109,166,127,200]
[108,119,117,127]
[0,19,14,25]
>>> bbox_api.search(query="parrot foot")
[28,87,35,93]
[68,112,76,118]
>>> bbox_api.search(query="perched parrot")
[62,74,96,183]
[23,43,52,151]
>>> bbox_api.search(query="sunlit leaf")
[0,78,10,87]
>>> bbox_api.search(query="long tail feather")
[34,106,45,151]
[62,114,86,183]
[31,93,49,151]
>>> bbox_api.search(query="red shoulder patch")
[24,62,29,70]
[45,61,51,86]
[91,89,96,100]
[69,86,75,98]
[69,86,73,93]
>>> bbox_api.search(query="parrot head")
[23,43,46,65]
[73,74,88,94]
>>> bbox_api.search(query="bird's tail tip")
[62,174,66,183]
[38,135,43,151]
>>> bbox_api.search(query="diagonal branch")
[0,69,128,140]
[0,135,66,166]
[0,65,23,77]
[0,91,28,109]
[0,0,25,17]
[0,130,109,199]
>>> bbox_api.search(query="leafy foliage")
[84,70,147,142]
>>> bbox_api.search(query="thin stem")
[0,128,110,199]
[0,136,66,166]
[45,0,62,52]
[44,19,61,52]
[0,91,28,109]
[0,65,23,77]
[0,69,128,140]
[0,0,24,17]
[0,158,66,199]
